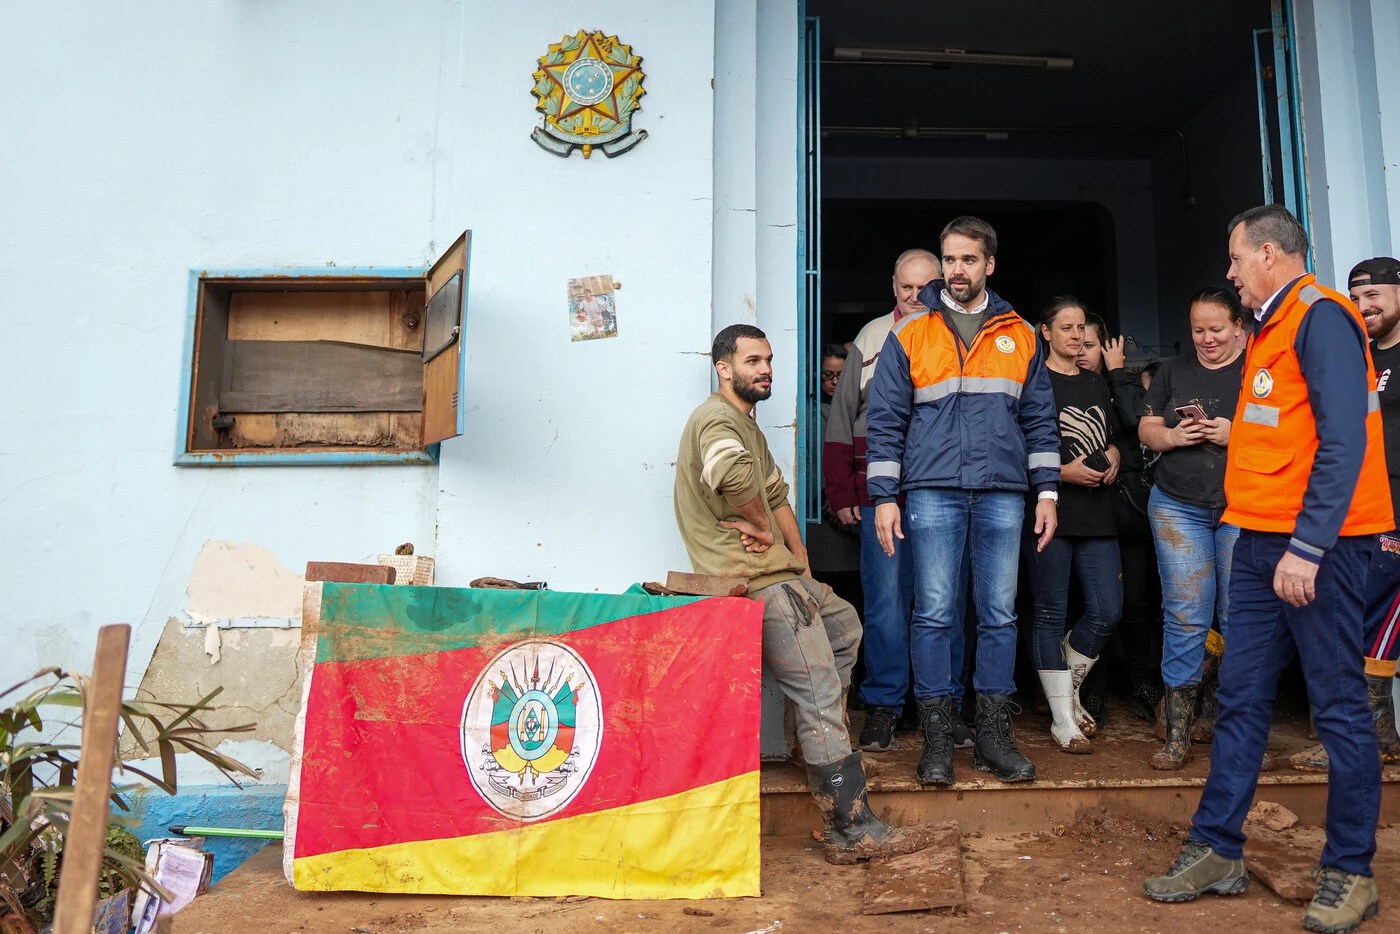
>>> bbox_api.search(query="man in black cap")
[1290,256,1400,776]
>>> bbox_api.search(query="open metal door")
[422,231,472,445]
[1253,0,1311,251]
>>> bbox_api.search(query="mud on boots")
[1038,669,1091,754]
[1151,683,1198,770]
[971,693,1035,781]
[807,751,936,864]
[1062,634,1099,737]
[914,696,955,785]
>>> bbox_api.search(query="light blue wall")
[1295,0,1400,284]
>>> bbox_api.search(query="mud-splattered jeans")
[751,575,862,767]
[1148,486,1240,688]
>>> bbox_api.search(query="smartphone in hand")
[1083,449,1112,472]
[1174,403,1208,422]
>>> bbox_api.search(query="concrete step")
[761,701,1400,835]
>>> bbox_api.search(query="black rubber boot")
[1193,650,1220,743]
[1151,683,1198,771]
[807,752,935,865]
[915,697,955,786]
[1367,673,1400,763]
[971,693,1035,782]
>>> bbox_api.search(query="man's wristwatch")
[1037,490,1059,504]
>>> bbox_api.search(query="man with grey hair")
[1144,205,1390,933]
[824,248,974,753]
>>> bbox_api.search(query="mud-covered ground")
[171,816,1400,934]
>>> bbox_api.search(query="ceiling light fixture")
[831,46,1074,71]
[823,125,1009,142]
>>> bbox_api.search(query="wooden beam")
[53,624,131,934]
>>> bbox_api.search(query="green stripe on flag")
[316,584,706,664]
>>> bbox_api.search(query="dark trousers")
[1191,532,1379,875]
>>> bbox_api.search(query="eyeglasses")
[821,370,841,382]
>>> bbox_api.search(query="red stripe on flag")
[292,598,762,859]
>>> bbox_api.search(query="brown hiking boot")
[1151,683,1197,770]
[1303,866,1379,933]
[1143,837,1248,902]
[808,752,935,865]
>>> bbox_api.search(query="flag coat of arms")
[284,582,763,899]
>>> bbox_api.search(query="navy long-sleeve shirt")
[1258,277,1371,561]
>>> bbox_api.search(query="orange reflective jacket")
[1223,275,1392,538]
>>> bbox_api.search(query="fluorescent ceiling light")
[832,46,1074,71]
[824,125,1010,141]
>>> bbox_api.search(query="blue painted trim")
[796,7,820,530]
[1252,29,1275,203]
[174,266,441,467]
[456,239,473,438]
[1280,0,1312,265]
[1271,2,1298,219]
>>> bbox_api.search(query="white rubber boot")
[1063,635,1098,738]
[1038,669,1091,754]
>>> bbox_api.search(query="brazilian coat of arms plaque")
[531,30,648,159]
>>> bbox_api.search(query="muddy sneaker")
[1142,837,1248,902]
[1303,866,1379,933]
[858,706,897,752]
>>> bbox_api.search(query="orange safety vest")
[1223,275,1393,536]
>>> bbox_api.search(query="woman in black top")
[1026,297,1123,753]
[1138,286,1246,769]
[1079,317,1163,725]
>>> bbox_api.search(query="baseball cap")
[1349,256,1400,288]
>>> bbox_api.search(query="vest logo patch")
[1252,368,1274,398]
[995,336,1016,353]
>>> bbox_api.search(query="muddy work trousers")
[751,576,862,768]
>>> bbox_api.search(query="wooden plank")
[222,340,422,412]
[862,821,964,915]
[1245,824,1316,902]
[227,412,420,449]
[422,231,471,445]
[53,625,131,934]
[305,562,396,584]
[229,289,424,351]
[665,571,750,597]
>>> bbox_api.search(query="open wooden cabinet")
[176,232,470,465]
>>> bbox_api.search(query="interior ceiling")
[810,0,1274,160]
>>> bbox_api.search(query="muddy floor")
[171,818,1400,934]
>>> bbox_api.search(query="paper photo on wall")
[569,275,619,341]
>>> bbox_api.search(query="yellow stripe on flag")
[292,771,760,899]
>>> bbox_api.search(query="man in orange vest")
[1144,206,1390,933]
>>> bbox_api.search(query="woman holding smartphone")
[1026,297,1123,754]
[1138,286,1247,769]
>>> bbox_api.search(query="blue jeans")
[1025,536,1122,669]
[857,509,966,711]
[1191,532,1379,875]
[905,489,1021,699]
[1149,487,1240,688]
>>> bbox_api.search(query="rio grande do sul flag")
[283,582,763,899]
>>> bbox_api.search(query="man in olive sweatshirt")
[674,323,933,866]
